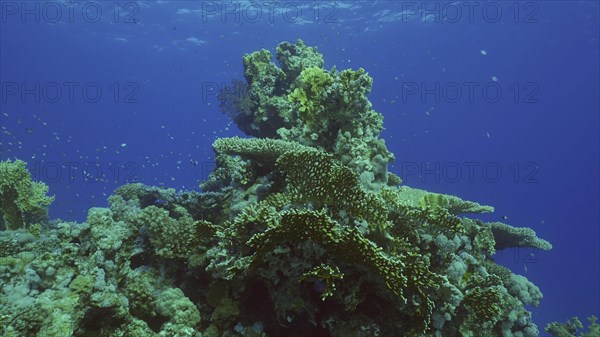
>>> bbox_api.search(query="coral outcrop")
[0,40,561,337]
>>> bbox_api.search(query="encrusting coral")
[0,39,575,337]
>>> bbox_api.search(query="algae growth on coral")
[0,39,574,337]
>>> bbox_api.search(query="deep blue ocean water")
[1,1,598,333]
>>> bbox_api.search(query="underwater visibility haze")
[0,1,599,336]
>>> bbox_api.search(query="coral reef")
[0,40,562,337]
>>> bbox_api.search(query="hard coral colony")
[0,40,596,337]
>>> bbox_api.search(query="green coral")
[397,186,494,215]
[213,136,311,164]
[219,48,287,137]
[213,136,390,226]
[68,274,94,295]
[219,39,327,138]
[141,205,208,259]
[0,159,54,230]
[210,297,239,322]
[288,66,334,129]
[461,275,504,322]
[247,209,408,293]
[489,222,552,251]
[218,39,395,186]
[276,148,388,226]
[381,186,463,236]
[155,288,201,327]
[546,316,600,337]
[283,66,386,153]
[123,271,159,320]
[112,183,177,204]
[419,193,450,210]
[275,39,324,84]
[210,147,518,334]
[299,263,344,301]
[87,207,133,251]
[286,66,376,135]
[246,209,440,334]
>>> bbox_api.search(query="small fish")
[190,159,199,166]
[154,198,168,205]
[501,215,509,220]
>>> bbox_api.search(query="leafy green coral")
[288,66,334,129]
[0,159,54,230]
[286,66,376,139]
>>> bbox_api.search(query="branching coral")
[380,186,463,236]
[546,316,600,337]
[276,148,388,226]
[247,209,408,294]
[245,209,440,334]
[0,159,54,230]
[461,275,504,322]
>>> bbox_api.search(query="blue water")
[1,0,598,332]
